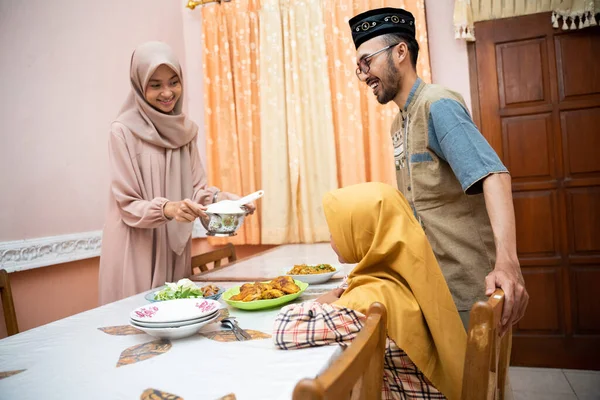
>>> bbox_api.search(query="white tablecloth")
[201,243,355,280]
[0,244,349,400]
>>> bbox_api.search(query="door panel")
[473,13,600,369]
[572,266,600,333]
[501,113,556,181]
[566,188,600,255]
[519,267,563,333]
[555,34,600,100]
[497,38,550,107]
[513,191,559,257]
[561,108,600,177]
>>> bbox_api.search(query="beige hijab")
[115,41,198,255]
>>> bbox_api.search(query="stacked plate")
[129,298,221,339]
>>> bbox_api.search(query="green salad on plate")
[154,278,203,301]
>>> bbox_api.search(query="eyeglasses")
[355,43,399,80]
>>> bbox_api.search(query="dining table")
[0,243,355,400]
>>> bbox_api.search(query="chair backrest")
[190,243,237,276]
[292,302,387,400]
[0,269,19,336]
[461,289,512,400]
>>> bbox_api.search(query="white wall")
[425,0,472,111]
[0,0,188,240]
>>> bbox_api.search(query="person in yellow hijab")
[273,182,466,400]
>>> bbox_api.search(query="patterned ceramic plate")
[130,298,221,323]
[131,312,220,340]
[130,309,220,328]
[222,280,308,311]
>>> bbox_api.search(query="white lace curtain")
[454,0,600,40]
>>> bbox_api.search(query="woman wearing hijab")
[273,182,467,400]
[99,42,253,305]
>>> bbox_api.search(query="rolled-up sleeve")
[428,98,507,194]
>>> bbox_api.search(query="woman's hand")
[164,199,207,222]
[224,193,256,214]
[315,288,345,305]
[243,202,256,214]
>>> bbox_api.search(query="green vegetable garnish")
[154,278,203,301]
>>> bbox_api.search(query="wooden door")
[472,13,600,369]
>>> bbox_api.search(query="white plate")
[286,269,338,284]
[130,298,220,323]
[132,312,219,340]
[130,309,219,328]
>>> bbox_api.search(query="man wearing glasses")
[349,8,528,333]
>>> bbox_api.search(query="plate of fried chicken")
[222,276,308,310]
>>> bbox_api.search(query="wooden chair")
[292,302,387,400]
[461,289,512,400]
[0,269,19,336]
[190,243,237,276]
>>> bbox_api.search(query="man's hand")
[485,259,529,335]
[482,173,529,335]
[315,288,345,305]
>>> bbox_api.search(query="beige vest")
[392,79,496,311]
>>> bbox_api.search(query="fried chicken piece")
[240,288,263,302]
[260,289,285,299]
[200,284,219,297]
[239,283,255,291]
[231,277,300,302]
[229,292,245,301]
[270,276,300,294]
[231,283,263,301]
[256,282,274,292]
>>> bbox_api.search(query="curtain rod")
[186,0,232,10]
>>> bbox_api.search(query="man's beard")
[376,56,401,105]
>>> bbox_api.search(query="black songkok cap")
[349,7,416,49]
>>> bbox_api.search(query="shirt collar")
[403,77,423,111]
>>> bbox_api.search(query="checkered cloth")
[273,302,446,399]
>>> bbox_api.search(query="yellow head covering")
[325,182,466,400]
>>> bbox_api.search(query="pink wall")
[0,0,188,241]
[0,257,99,338]
[181,7,208,162]
[425,0,472,111]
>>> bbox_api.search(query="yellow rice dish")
[287,264,336,275]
